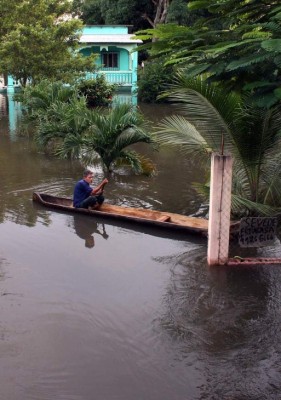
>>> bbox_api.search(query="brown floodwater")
[0,94,281,400]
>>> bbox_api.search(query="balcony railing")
[85,71,132,86]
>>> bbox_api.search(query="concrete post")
[208,153,233,266]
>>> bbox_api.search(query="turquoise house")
[79,25,142,97]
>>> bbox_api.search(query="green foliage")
[18,80,77,119]
[77,76,117,107]
[53,103,156,174]
[79,0,199,30]
[137,59,174,103]
[74,0,105,24]
[166,0,196,25]
[135,1,281,107]
[78,0,154,30]
[155,73,281,217]
[35,96,91,153]
[0,0,96,85]
[136,23,196,57]
[67,103,156,174]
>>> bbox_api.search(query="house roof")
[79,34,142,44]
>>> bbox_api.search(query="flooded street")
[1,94,281,399]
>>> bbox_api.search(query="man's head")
[83,169,94,184]
[85,235,95,248]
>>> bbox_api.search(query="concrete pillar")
[208,153,233,266]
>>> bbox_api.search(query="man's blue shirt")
[73,179,92,207]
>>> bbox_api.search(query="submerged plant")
[18,80,156,175]
[56,103,156,175]
[36,100,156,175]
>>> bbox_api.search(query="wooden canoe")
[33,192,210,235]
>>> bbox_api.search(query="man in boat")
[73,169,108,209]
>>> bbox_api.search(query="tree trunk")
[143,0,170,28]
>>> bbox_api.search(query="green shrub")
[77,75,117,107]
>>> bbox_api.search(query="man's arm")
[91,178,108,195]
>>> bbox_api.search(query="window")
[102,52,118,69]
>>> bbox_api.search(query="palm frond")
[161,73,243,153]
[155,114,211,160]
[260,151,281,204]
[114,150,146,175]
[55,133,85,159]
[192,181,210,201]
[114,127,154,150]
[231,194,281,217]
[115,152,156,176]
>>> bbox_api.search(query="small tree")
[0,0,96,86]
[55,103,157,175]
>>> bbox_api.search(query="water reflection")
[0,93,7,114]
[7,94,22,137]
[72,214,109,248]
[0,93,22,138]
[0,257,7,285]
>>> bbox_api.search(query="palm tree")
[19,80,76,119]
[35,95,90,151]
[37,101,156,175]
[155,73,281,217]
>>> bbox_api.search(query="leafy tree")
[0,0,96,86]
[186,0,281,107]
[155,73,281,216]
[138,58,174,102]
[74,0,105,24]
[135,23,197,58]
[77,0,174,30]
[166,0,190,25]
